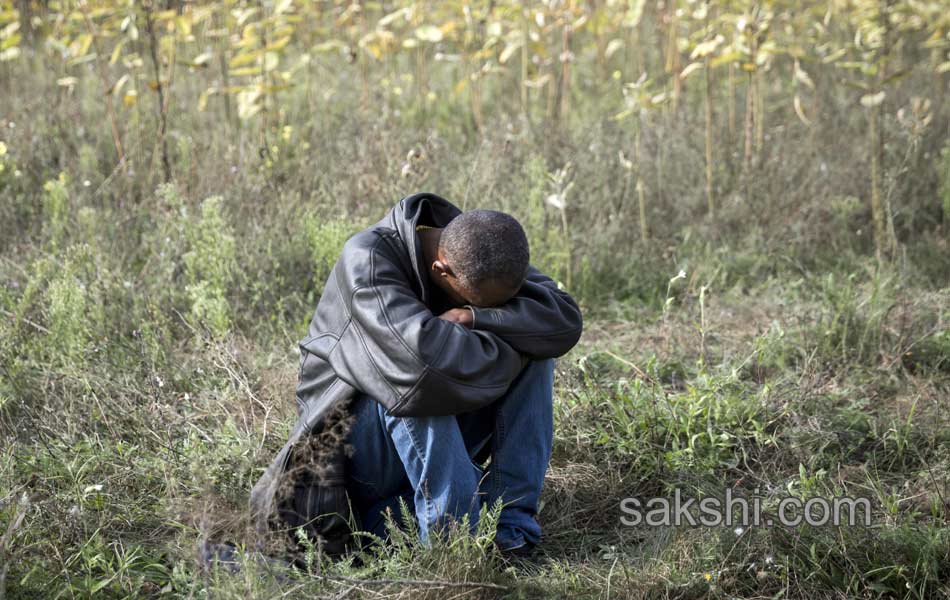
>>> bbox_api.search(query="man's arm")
[466,267,583,359]
[324,232,526,417]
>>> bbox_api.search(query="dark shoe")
[496,539,537,562]
[199,541,242,574]
[198,540,293,581]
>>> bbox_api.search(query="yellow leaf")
[197,89,212,112]
[0,32,19,50]
[378,7,410,28]
[266,36,292,52]
[192,51,214,67]
[793,95,811,125]
[440,21,458,37]
[237,89,262,120]
[860,91,885,108]
[414,25,442,43]
[230,50,261,68]
[612,108,634,121]
[624,0,646,27]
[73,33,93,58]
[123,89,137,106]
[176,16,192,37]
[679,61,703,80]
[229,66,261,77]
[710,50,741,68]
[272,26,295,40]
[794,62,815,89]
[0,21,19,39]
[499,40,521,64]
[524,73,551,89]
[362,41,382,60]
[313,40,346,53]
[690,35,723,60]
[111,73,130,96]
[605,38,624,59]
[821,48,846,64]
[110,39,126,65]
[66,53,96,67]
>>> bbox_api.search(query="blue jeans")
[344,359,554,551]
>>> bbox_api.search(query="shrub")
[183,196,236,338]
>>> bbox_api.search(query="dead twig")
[0,493,31,600]
[311,572,509,592]
[1,307,51,335]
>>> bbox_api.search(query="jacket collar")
[376,192,462,306]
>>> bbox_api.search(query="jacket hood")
[374,192,462,306]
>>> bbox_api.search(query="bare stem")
[143,1,172,183]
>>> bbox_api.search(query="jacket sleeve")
[325,232,526,417]
[467,267,583,359]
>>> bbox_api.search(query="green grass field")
[1,2,950,596]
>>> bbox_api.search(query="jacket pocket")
[300,330,342,360]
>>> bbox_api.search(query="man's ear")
[431,260,454,279]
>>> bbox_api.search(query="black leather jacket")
[250,193,583,554]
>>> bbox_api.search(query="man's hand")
[438,307,474,329]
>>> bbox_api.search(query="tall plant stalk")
[868,103,886,262]
[636,125,648,241]
[521,6,529,119]
[79,2,125,167]
[742,21,757,172]
[703,1,714,217]
[144,1,171,182]
[556,3,574,125]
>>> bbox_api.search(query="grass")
[1,37,949,599]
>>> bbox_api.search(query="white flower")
[734,526,745,536]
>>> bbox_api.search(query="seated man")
[249,192,582,558]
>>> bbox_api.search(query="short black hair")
[440,209,529,292]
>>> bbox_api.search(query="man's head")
[429,209,529,307]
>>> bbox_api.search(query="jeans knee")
[524,358,555,378]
